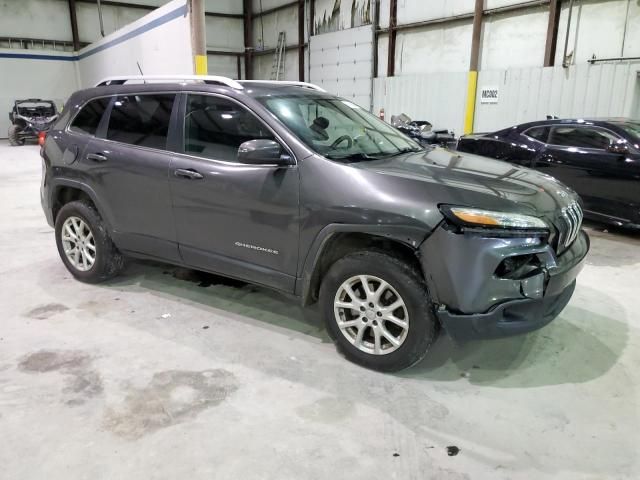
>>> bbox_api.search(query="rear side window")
[523,126,550,143]
[107,94,175,150]
[69,98,110,136]
[183,94,273,162]
[548,126,619,150]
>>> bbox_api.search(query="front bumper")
[420,227,589,341]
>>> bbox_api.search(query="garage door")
[309,25,373,111]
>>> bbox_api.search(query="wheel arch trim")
[50,179,114,233]
[295,223,431,303]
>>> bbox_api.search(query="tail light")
[38,131,47,146]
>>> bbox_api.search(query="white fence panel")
[474,63,640,132]
[373,72,468,135]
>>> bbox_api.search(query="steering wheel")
[330,135,353,149]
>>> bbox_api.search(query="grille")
[557,202,583,250]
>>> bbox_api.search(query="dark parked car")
[457,118,640,229]
[8,99,59,146]
[40,76,588,372]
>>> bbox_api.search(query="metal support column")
[243,0,253,80]
[190,0,207,74]
[68,0,80,51]
[464,0,484,134]
[298,0,305,81]
[544,0,561,67]
[387,0,397,77]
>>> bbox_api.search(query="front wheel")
[320,251,438,372]
[8,124,25,146]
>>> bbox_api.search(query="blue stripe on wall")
[0,53,77,61]
[0,2,187,63]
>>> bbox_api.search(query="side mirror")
[237,139,292,165]
[607,139,629,155]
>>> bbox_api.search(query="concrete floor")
[0,141,639,479]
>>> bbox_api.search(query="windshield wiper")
[385,147,423,157]
[325,152,382,162]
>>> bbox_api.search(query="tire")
[55,200,124,283]
[320,251,438,372]
[8,124,25,146]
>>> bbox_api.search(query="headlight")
[440,205,548,230]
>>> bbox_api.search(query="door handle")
[86,153,107,162]
[174,168,204,180]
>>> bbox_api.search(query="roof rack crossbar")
[238,80,326,92]
[95,75,244,89]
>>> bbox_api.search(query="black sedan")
[457,118,640,229]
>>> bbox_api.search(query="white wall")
[76,0,193,88]
[0,50,78,137]
[76,3,150,44]
[0,0,72,40]
[555,0,640,65]
[481,6,549,70]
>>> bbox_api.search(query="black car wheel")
[55,200,124,283]
[320,251,439,372]
[8,125,25,146]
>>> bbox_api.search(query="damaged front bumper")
[420,226,589,341]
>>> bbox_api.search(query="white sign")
[480,86,499,104]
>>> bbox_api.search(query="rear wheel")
[55,200,124,283]
[320,251,438,372]
[8,124,25,146]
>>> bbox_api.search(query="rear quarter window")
[523,126,550,142]
[69,98,110,136]
[106,94,175,150]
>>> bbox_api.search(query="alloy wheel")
[61,216,96,272]
[334,275,409,355]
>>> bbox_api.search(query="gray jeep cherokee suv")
[40,75,589,372]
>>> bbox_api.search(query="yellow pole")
[191,0,207,75]
[463,70,478,135]
[195,54,208,75]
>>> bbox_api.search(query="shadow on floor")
[105,260,329,342]
[106,262,629,389]
[403,285,629,387]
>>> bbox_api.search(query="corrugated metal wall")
[373,72,469,135]
[475,62,640,132]
[373,62,640,135]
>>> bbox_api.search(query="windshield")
[257,93,422,160]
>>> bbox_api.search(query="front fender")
[295,222,432,301]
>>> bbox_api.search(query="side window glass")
[549,127,618,150]
[524,126,550,143]
[69,98,110,136]
[107,94,175,149]
[184,94,274,162]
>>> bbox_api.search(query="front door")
[534,125,640,222]
[81,93,180,261]
[168,93,300,292]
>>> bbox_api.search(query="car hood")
[350,148,577,216]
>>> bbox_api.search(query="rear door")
[168,92,300,292]
[533,125,638,221]
[80,93,180,261]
